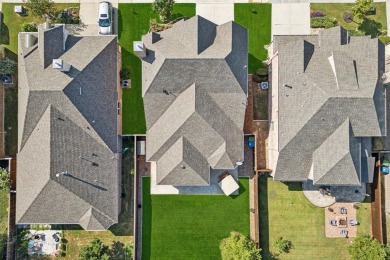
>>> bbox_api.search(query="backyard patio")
[259,177,371,259]
[26,230,62,256]
[325,203,359,238]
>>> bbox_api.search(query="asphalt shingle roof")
[16,25,120,231]
[142,16,248,186]
[272,27,386,185]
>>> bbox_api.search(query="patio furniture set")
[329,207,359,238]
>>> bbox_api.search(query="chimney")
[133,41,147,58]
[52,59,71,72]
[25,33,37,48]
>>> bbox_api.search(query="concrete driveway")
[272,3,310,36]
[196,3,234,25]
[78,1,118,36]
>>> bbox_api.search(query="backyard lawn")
[259,177,372,259]
[310,3,390,44]
[118,4,195,134]
[235,4,272,73]
[0,191,8,260]
[142,177,250,259]
[1,3,80,57]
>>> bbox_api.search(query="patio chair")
[350,220,359,226]
[340,207,347,214]
[330,220,337,226]
[340,229,348,237]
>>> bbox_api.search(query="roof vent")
[181,165,186,169]
[25,33,37,48]
[52,59,71,72]
[133,41,147,58]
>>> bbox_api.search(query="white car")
[98,1,113,35]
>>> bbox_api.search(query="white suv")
[98,1,113,35]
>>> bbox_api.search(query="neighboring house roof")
[141,16,248,186]
[272,27,386,185]
[16,24,120,231]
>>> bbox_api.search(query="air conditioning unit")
[260,82,269,90]
[121,79,131,88]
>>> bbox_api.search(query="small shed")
[218,173,239,196]
[136,141,145,155]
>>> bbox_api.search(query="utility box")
[14,6,26,15]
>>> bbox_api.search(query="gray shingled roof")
[272,27,386,185]
[141,16,248,186]
[16,25,120,231]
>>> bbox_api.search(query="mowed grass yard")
[0,191,8,260]
[142,177,250,259]
[235,4,271,73]
[1,3,80,56]
[118,4,195,134]
[259,177,372,259]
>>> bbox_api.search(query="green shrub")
[348,29,365,36]
[120,67,131,79]
[21,22,38,32]
[73,17,80,24]
[53,17,66,24]
[311,17,337,28]
[379,36,390,45]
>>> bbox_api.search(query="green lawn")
[142,177,250,259]
[1,3,80,58]
[0,191,8,260]
[235,4,272,73]
[118,4,195,134]
[310,3,389,43]
[259,177,371,259]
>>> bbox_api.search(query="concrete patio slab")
[303,180,366,207]
[150,161,240,195]
[272,3,310,36]
[196,3,234,25]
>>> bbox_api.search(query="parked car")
[98,1,113,35]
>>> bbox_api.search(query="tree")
[21,22,38,32]
[273,237,293,253]
[0,168,10,191]
[0,59,16,75]
[352,0,373,20]
[348,233,385,260]
[220,231,261,260]
[109,241,133,260]
[25,0,55,20]
[79,238,110,260]
[152,0,175,23]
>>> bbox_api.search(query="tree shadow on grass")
[0,12,10,45]
[258,176,271,259]
[141,177,152,259]
[117,8,123,40]
[358,18,382,38]
[248,53,265,74]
